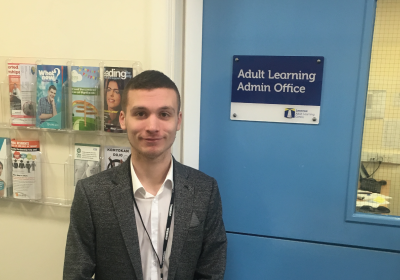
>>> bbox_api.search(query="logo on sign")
[284,108,296,119]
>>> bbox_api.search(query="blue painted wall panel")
[225,233,400,280]
[200,0,400,252]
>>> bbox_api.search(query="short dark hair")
[48,85,57,92]
[122,70,180,114]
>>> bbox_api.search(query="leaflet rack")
[0,56,142,207]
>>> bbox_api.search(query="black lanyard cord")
[133,187,175,280]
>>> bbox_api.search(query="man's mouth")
[143,137,163,142]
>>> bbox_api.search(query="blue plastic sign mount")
[231,55,324,124]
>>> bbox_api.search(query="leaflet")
[8,63,37,126]
[103,146,131,171]
[71,66,100,131]
[103,67,132,133]
[36,65,68,129]
[11,140,41,200]
[74,143,101,186]
[0,138,12,198]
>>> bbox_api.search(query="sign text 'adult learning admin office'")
[231,55,324,124]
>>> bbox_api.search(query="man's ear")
[176,111,182,131]
[119,111,126,130]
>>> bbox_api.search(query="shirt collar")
[130,157,174,198]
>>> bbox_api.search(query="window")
[356,0,400,217]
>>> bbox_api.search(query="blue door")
[199,0,400,278]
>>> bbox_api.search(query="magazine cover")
[0,138,12,198]
[36,65,68,129]
[103,67,133,133]
[102,146,131,171]
[74,143,100,186]
[11,140,41,200]
[8,63,37,126]
[71,66,100,131]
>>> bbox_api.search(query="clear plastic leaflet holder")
[0,56,142,206]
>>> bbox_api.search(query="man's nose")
[146,114,159,132]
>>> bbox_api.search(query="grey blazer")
[63,157,227,280]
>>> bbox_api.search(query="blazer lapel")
[109,157,143,280]
[168,159,194,280]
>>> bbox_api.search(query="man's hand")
[51,97,57,116]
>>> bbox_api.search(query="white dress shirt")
[131,160,174,280]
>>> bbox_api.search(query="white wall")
[0,1,184,279]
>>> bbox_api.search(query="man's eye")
[135,112,146,117]
[160,112,170,118]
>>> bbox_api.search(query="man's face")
[48,88,56,100]
[120,88,182,160]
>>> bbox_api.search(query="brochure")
[36,65,68,129]
[8,63,37,126]
[0,138,12,198]
[103,146,131,171]
[74,143,101,186]
[103,67,133,133]
[11,140,41,200]
[71,66,100,131]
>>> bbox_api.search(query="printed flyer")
[36,65,68,129]
[103,67,132,133]
[8,63,37,126]
[74,143,100,186]
[0,137,12,198]
[11,140,41,200]
[71,66,100,131]
[102,146,131,171]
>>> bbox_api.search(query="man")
[37,85,57,123]
[11,83,21,98]
[64,70,227,280]
[10,83,21,110]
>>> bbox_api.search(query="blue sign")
[231,55,324,106]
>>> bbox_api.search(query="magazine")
[71,66,100,131]
[0,138,12,198]
[74,143,101,186]
[103,67,133,133]
[11,140,41,200]
[8,63,37,126]
[102,146,131,171]
[36,65,68,129]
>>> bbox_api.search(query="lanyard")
[130,167,175,280]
